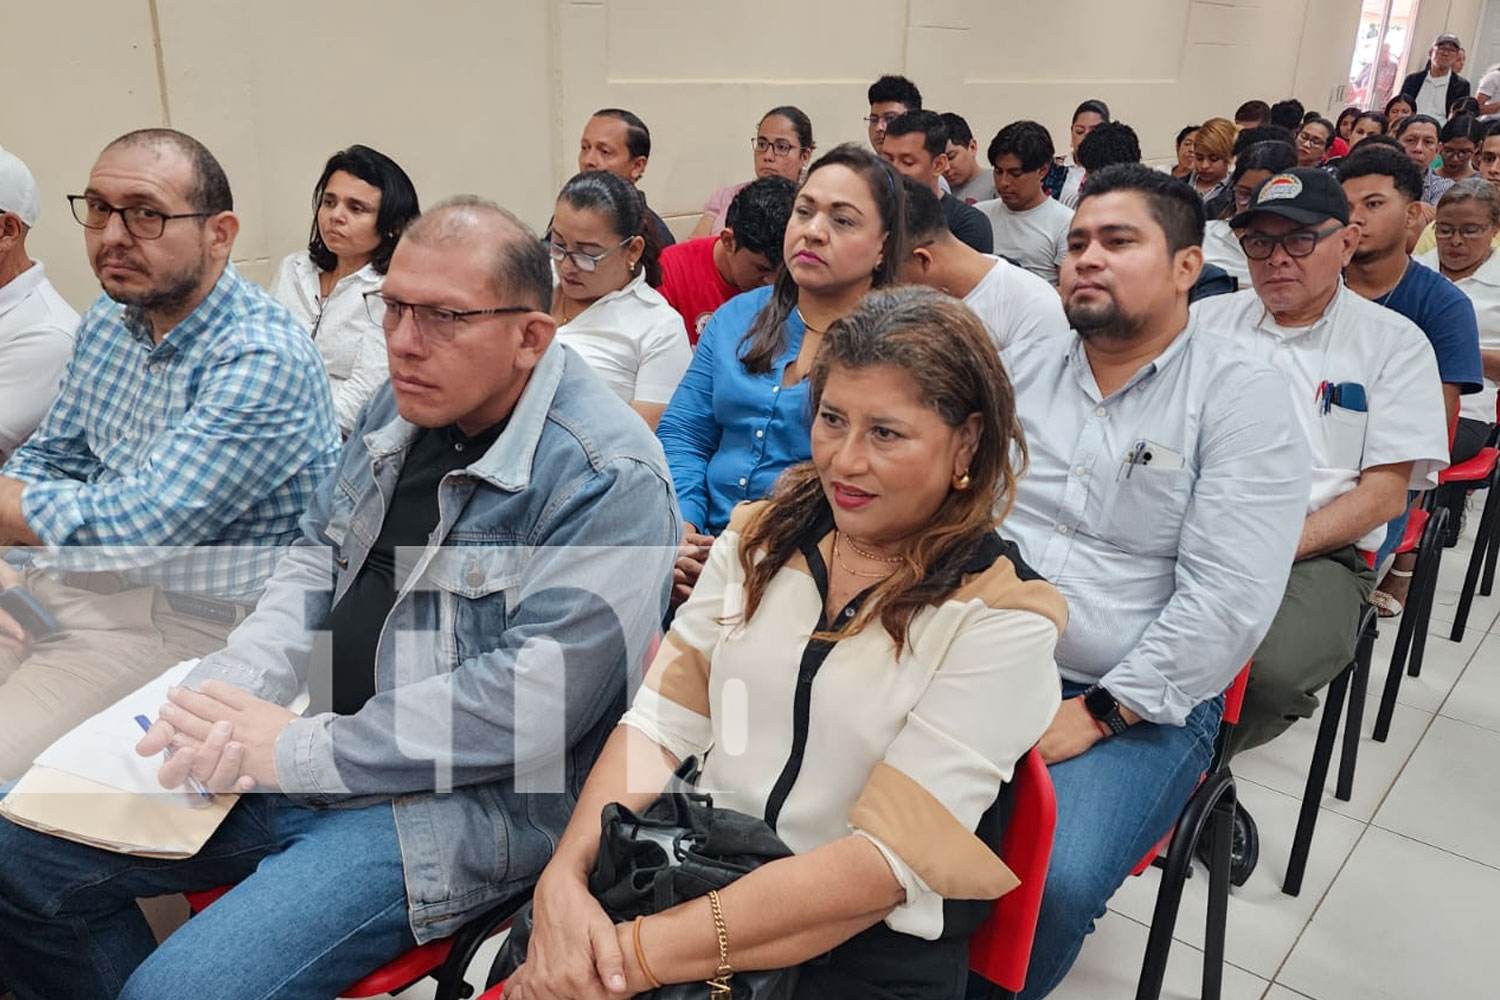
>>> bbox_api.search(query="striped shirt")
[3,263,339,601]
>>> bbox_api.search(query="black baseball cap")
[1229,168,1350,229]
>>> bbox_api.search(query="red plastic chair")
[482,749,1059,1000]
[1441,398,1500,643]
[1133,663,1250,1000]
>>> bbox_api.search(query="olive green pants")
[1229,546,1375,759]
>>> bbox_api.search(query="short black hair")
[107,128,232,214]
[1234,100,1271,125]
[1078,164,1205,254]
[1396,113,1442,139]
[940,112,974,147]
[1353,111,1388,135]
[307,144,420,275]
[868,74,922,110]
[1076,122,1141,172]
[900,175,949,242]
[885,110,948,157]
[1338,144,1424,203]
[1234,125,1295,159]
[987,120,1054,173]
[1385,93,1416,117]
[557,169,663,285]
[1233,140,1298,182]
[1450,97,1482,120]
[1301,117,1336,147]
[1354,133,1404,154]
[1175,124,1197,147]
[1441,114,1481,144]
[724,175,796,260]
[1072,100,1111,124]
[1270,99,1306,130]
[1483,119,1500,143]
[592,108,651,159]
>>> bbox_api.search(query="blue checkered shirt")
[3,263,339,601]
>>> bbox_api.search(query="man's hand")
[671,530,714,609]
[1039,697,1109,765]
[137,681,297,791]
[0,560,27,653]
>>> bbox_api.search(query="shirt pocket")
[1319,406,1368,473]
[1100,468,1193,555]
[423,546,526,665]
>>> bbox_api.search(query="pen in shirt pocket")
[134,714,215,801]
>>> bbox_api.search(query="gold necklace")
[844,534,901,563]
[833,532,896,579]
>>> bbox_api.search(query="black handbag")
[491,758,801,998]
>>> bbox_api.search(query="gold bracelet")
[706,889,734,996]
[633,915,663,989]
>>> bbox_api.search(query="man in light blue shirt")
[1001,166,1310,999]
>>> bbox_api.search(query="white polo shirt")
[556,270,692,405]
[1193,284,1450,551]
[963,255,1068,353]
[1201,221,1250,287]
[0,261,79,463]
[1418,247,1500,423]
[973,196,1072,285]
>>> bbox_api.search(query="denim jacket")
[186,341,680,942]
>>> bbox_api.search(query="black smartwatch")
[1082,684,1130,737]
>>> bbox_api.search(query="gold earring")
[952,471,971,491]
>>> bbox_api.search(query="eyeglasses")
[1239,225,1344,260]
[1296,131,1329,147]
[1434,223,1492,239]
[67,194,213,240]
[863,112,903,128]
[547,236,631,273]
[364,291,532,343]
[751,137,800,158]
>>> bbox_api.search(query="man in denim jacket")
[0,198,680,1000]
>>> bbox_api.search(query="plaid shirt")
[3,263,339,601]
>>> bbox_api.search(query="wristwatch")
[1083,684,1130,737]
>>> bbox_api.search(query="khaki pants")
[0,569,236,781]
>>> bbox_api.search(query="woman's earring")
[952,471,972,491]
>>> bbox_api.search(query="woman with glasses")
[1201,140,1298,285]
[657,143,907,608]
[1436,115,1482,183]
[689,107,815,240]
[1294,117,1336,168]
[271,145,419,436]
[549,170,690,430]
[1417,178,1500,541]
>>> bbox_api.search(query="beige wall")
[4,0,1386,312]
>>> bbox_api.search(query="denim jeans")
[1016,685,1222,1000]
[0,794,413,1000]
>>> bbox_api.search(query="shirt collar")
[122,262,240,355]
[1064,313,1198,402]
[1253,280,1349,341]
[364,336,567,492]
[0,260,49,319]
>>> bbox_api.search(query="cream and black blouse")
[620,502,1065,940]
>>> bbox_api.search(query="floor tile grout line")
[1366,820,1500,873]
[1261,818,1376,991]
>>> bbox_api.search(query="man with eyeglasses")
[0,128,337,781]
[1193,167,1449,880]
[1399,32,1471,120]
[865,74,950,195]
[0,197,679,999]
[0,145,78,467]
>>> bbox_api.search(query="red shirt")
[657,237,737,345]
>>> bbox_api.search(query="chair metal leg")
[1406,508,1447,680]
[1284,663,1351,896]
[1200,788,1234,1000]
[1337,617,1373,800]
[1450,491,1494,641]
[1481,481,1500,597]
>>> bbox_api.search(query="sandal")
[1371,568,1414,619]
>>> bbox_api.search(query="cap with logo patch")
[1229,167,1349,229]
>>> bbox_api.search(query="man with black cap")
[1194,168,1449,874]
[1400,32,1471,119]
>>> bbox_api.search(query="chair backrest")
[968,748,1056,993]
[1221,661,1252,727]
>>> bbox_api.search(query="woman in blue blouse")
[657,143,907,605]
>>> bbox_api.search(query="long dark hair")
[739,143,906,374]
[733,287,1026,655]
[555,169,663,287]
[307,144,419,275]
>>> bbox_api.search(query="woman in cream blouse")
[504,286,1065,1000]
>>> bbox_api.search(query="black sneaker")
[1194,801,1260,887]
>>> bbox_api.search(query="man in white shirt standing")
[895,178,1066,353]
[974,121,1073,285]
[1400,33,1471,120]
[1194,168,1449,791]
[0,146,79,465]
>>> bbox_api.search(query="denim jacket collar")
[361,338,567,492]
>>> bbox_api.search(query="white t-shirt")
[1416,70,1453,119]
[973,197,1073,286]
[1478,67,1500,106]
[0,261,79,462]
[1201,221,1250,287]
[950,171,997,205]
[556,270,692,404]
[1418,247,1500,423]
[962,255,1068,353]
[1058,165,1085,209]
[271,251,388,436]
[1193,285,1450,551]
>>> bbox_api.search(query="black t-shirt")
[942,193,994,254]
[322,421,506,715]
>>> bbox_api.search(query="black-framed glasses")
[1433,223,1492,239]
[1239,225,1345,260]
[751,137,799,158]
[547,236,631,273]
[364,291,532,343]
[1295,131,1329,148]
[863,112,903,128]
[67,194,213,240]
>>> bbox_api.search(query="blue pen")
[134,714,215,801]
